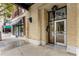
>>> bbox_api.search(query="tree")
[0,3,15,18]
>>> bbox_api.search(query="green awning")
[4,26,12,29]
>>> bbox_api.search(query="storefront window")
[3,26,12,33]
[13,17,25,37]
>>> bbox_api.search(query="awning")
[10,18,21,25]
[4,26,12,29]
[10,13,25,25]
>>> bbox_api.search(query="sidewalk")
[0,38,28,55]
[1,33,16,39]
[0,43,75,56]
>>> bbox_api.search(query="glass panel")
[55,7,66,20]
[56,21,64,43]
[50,34,54,43]
[50,12,53,20]
[49,22,54,31]
[15,27,18,37]
[56,34,64,43]
[49,22,54,43]
[56,21,64,33]
[49,11,54,21]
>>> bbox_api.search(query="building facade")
[8,3,79,55]
[24,3,79,55]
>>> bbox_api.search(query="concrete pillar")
[76,4,79,56]
[67,3,77,55]
[40,9,48,45]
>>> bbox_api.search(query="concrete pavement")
[0,43,75,56]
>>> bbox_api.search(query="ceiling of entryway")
[15,3,34,10]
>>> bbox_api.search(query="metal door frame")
[54,19,66,46]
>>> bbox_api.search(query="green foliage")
[5,4,14,12]
[0,3,15,17]
[4,3,15,17]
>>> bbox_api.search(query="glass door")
[55,19,66,46]
[48,6,67,46]
[49,22,55,44]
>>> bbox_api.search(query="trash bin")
[0,31,2,41]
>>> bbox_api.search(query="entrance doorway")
[54,19,66,46]
[48,6,67,46]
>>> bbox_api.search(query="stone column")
[67,3,77,55]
